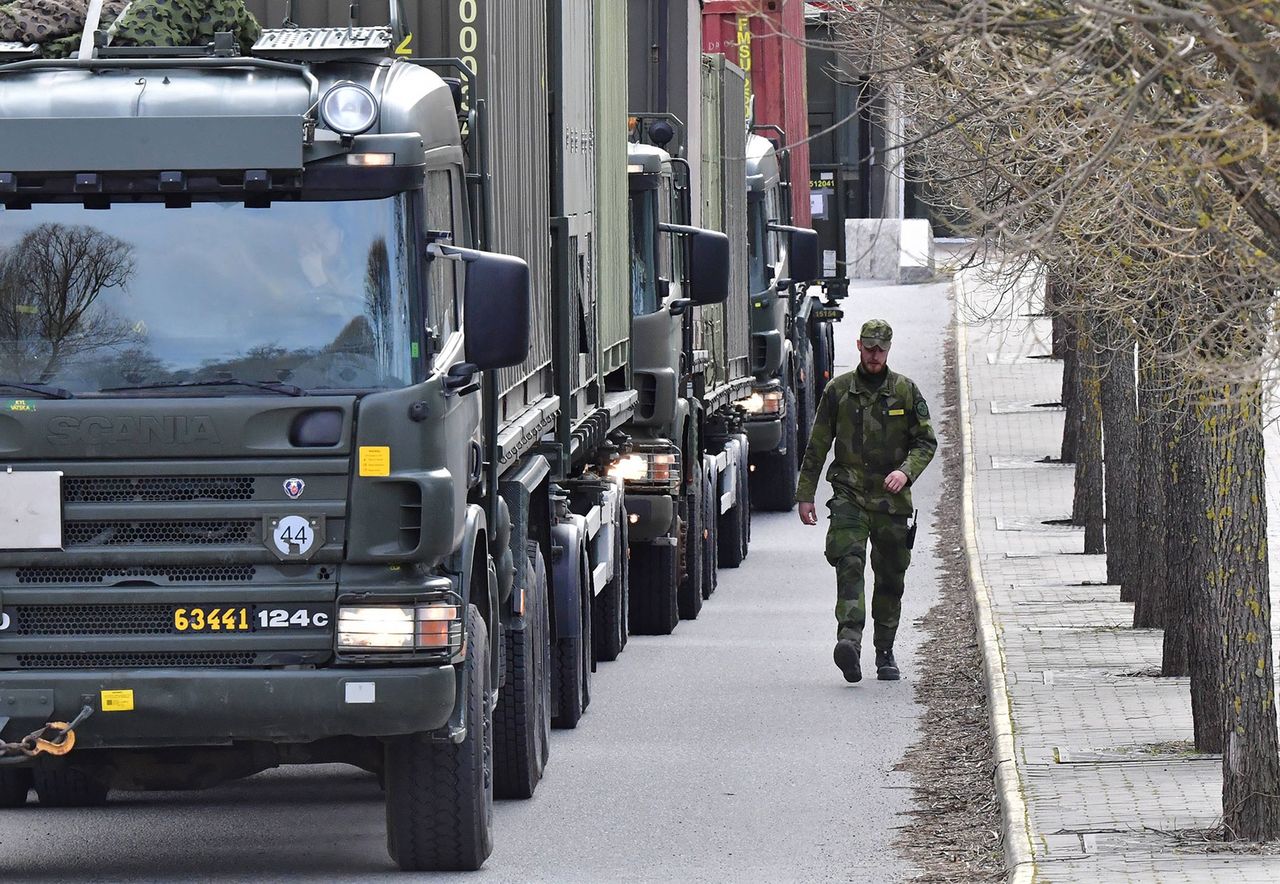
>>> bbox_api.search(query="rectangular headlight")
[337,603,464,655]
[736,388,785,416]
[607,444,681,492]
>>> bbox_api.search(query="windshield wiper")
[100,379,306,397]
[0,380,74,400]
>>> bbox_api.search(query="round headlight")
[320,83,379,136]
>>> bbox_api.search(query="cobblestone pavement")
[955,260,1280,883]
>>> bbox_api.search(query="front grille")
[9,604,174,636]
[16,565,256,585]
[63,476,256,503]
[65,520,258,548]
[16,651,257,669]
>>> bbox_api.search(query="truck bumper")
[0,665,458,750]
[745,416,784,453]
[625,491,675,544]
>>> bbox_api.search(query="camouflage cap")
[860,319,894,348]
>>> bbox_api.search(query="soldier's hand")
[798,502,818,525]
[884,470,909,494]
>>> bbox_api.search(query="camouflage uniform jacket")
[796,367,937,515]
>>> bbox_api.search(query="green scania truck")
[0,0,735,871]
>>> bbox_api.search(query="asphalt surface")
[0,280,952,883]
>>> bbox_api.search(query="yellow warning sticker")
[101,689,134,712]
[359,446,391,477]
[889,409,906,416]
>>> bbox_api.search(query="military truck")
[0,0,731,872]
[702,5,831,513]
[623,3,755,631]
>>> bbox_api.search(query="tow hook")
[0,704,94,762]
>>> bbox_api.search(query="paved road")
[0,281,952,883]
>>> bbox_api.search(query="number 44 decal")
[267,515,325,561]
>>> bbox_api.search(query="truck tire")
[32,765,109,807]
[752,388,799,512]
[677,462,705,620]
[494,551,551,800]
[813,321,835,398]
[594,501,628,662]
[385,604,493,872]
[0,768,32,807]
[552,548,591,729]
[629,540,679,635]
[797,349,816,458]
[740,441,753,552]
[701,469,718,598]
[718,492,746,569]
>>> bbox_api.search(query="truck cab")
[621,139,743,631]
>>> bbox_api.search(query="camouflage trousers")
[823,500,912,650]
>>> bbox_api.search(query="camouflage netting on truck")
[0,0,260,57]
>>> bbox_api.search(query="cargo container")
[0,0,734,871]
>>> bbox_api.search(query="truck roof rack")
[0,41,39,62]
[253,27,394,61]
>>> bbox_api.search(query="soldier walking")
[797,319,937,683]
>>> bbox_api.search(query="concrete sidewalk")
[955,262,1280,882]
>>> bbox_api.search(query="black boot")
[833,640,862,683]
[876,647,900,681]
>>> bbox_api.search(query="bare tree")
[831,0,1280,838]
[0,222,136,380]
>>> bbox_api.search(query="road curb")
[954,312,1037,883]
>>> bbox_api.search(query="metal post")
[76,0,105,61]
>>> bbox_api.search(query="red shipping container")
[702,0,812,226]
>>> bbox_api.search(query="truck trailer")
[0,0,732,871]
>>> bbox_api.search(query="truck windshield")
[747,193,769,296]
[0,197,419,395]
[629,189,659,315]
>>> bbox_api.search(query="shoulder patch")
[915,398,930,419]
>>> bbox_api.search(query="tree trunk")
[1179,389,1224,754]
[1060,316,1081,463]
[1131,350,1168,628]
[1047,276,1068,359]
[1072,319,1105,554]
[1161,388,1192,678]
[1098,319,1138,597]
[1210,383,1280,840]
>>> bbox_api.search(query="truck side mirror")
[464,251,530,370]
[430,244,530,371]
[771,224,820,284]
[688,228,730,306]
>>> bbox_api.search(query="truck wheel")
[718,491,746,569]
[628,540,679,635]
[797,351,816,458]
[0,768,32,807]
[385,604,493,872]
[594,502,628,662]
[740,441,753,552]
[813,321,835,397]
[494,551,551,800]
[552,548,591,729]
[677,462,705,620]
[32,765,109,807]
[752,389,799,512]
[701,470,718,598]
